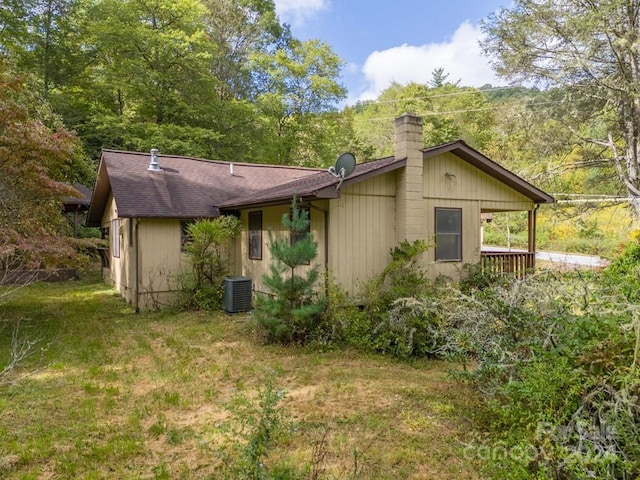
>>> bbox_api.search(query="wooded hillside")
[2,0,638,257]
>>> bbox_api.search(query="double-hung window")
[435,208,462,261]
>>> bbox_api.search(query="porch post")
[527,208,537,269]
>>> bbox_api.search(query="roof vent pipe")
[230,163,234,176]
[148,148,162,172]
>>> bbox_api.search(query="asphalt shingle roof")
[87,140,553,226]
[87,150,323,224]
[219,155,399,208]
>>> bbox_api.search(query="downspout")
[134,218,140,313]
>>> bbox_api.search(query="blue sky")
[274,0,509,103]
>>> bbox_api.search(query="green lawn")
[0,279,485,479]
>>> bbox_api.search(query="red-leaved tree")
[0,58,81,270]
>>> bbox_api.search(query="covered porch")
[480,209,538,278]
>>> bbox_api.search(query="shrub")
[459,262,505,292]
[351,239,439,356]
[179,216,241,310]
[605,235,640,302]
[441,271,640,478]
[371,297,444,358]
[309,271,358,349]
[361,239,431,313]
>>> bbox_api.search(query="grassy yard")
[0,279,485,479]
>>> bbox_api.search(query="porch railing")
[481,251,535,278]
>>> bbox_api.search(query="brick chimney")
[395,114,424,243]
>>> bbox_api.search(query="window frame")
[111,219,121,258]
[434,207,462,262]
[180,220,194,252]
[248,211,263,260]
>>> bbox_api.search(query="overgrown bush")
[605,234,640,302]
[178,216,241,310]
[370,296,443,358]
[287,235,640,476]
[351,239,445,357]
[459,262,506,292]
[439,271,640,478]
[360,239,430,313]
[310,270,358,349]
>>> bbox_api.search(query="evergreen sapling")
[255,198,325,344]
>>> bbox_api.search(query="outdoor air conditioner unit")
[223,276,253,313]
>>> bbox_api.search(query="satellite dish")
[335,152,356,178]
[328,152,356,178]
[327,152,356,191]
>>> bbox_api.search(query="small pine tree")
[255,197,325,344]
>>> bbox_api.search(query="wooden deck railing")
[481,251,535,278]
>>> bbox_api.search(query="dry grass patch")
[0,280,485,479]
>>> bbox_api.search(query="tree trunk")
[609,125,640,221]
[42,0,54,98]
[629,196,640,221]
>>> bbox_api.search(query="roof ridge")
[100,149,324,172]
[357,155,396,164]
[421,139,466,152]
[244,155,398,194]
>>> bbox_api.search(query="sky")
[273,0,509,104]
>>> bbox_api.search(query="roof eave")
[219,157,406,210]
[339,157,406,189]
[220,192,332,211]
[86,157,111,227]
[113,209,221,220]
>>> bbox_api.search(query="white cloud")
[355,21,503,102]
[274,0,328,26]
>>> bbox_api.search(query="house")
[87,114,554,310]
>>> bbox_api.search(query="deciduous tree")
[1,0,350,168]
[0,60,82,265]
[352,79,495,159]
[482,0,640,219]
[254,38,347,166]
[0,0,90,97]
